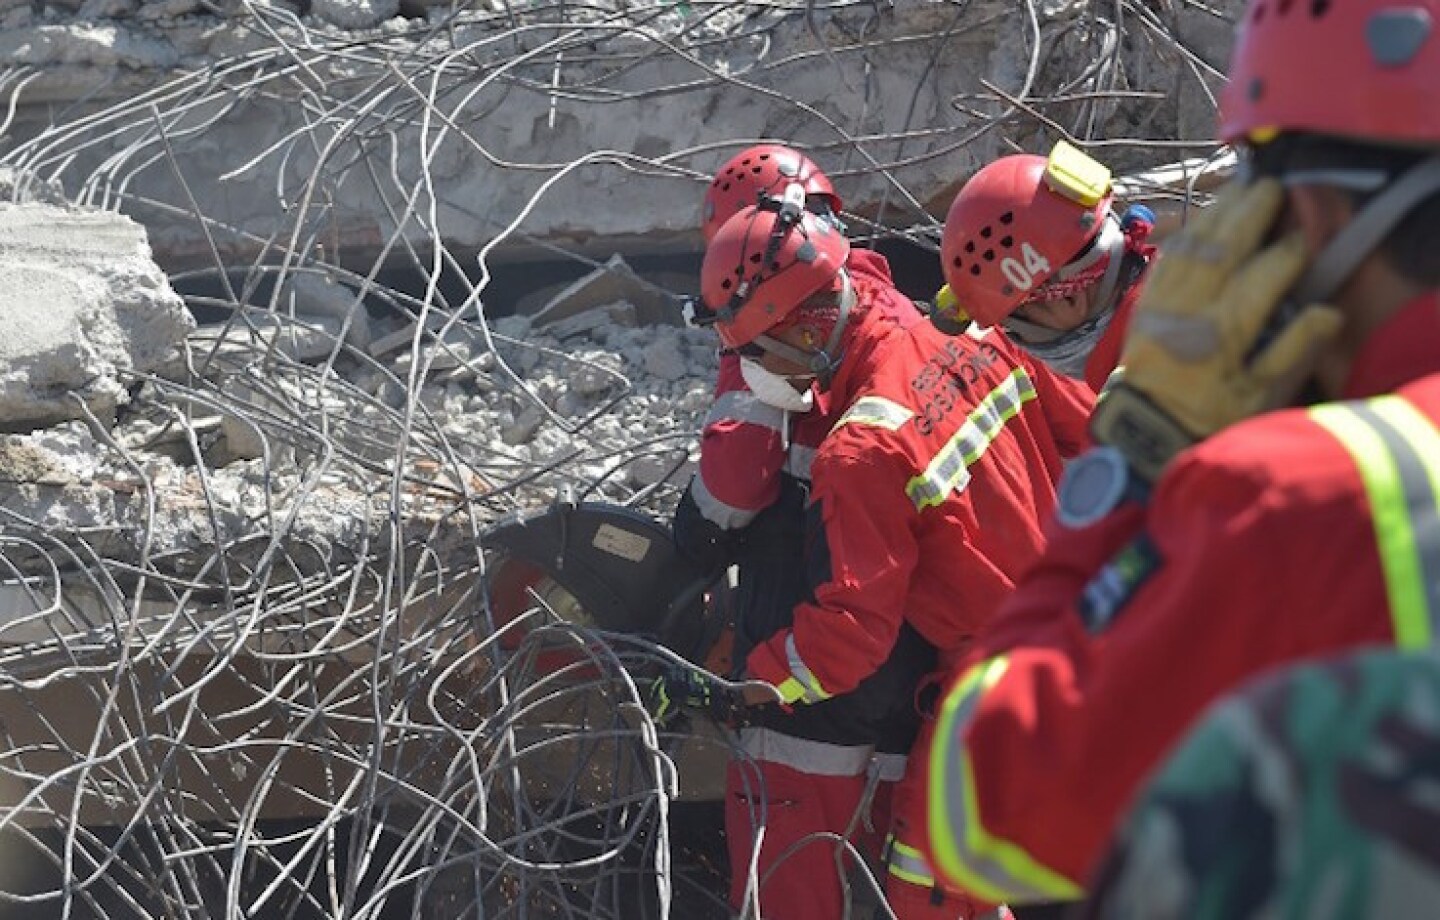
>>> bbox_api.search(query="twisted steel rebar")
[0,1,1234,916]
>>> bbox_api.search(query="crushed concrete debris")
[280,271,373,350]
[0,283,720,564]
[533,255,684,330]
[311,0,399,29]
[0,3,1248,914]
[0,203,194,431]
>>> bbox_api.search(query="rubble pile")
[0,1,1248,915]
[1,211,716,572]
[0,202,194,429]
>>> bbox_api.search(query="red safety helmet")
[1219,0,1440,147]
[702,145,842,243]
[700,203,850,350]
[940,145,1114,328]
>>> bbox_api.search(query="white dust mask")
[740,357,815,413]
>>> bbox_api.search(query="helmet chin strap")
[1290,155,1440,304]
[752,270,855,389]
[1241,154,1440,365]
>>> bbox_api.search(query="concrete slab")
[0,204,193,431]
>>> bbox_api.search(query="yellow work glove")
[1089,179,1342,483]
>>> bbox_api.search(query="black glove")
[648,663,746,727]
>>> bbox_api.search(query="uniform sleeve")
[744,443,917,703]
[687,354,790,530]
[925,439,1396,906]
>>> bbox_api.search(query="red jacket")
[926,292,1440,905]
[1083,277,1139,393]
[745,263,1096,703]
[1082,243,1156,393]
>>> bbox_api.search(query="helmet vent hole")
[1277,0,1293,13]
[980,226,992,239]
[759,153,771,160]
[969,265,981,276]
[964,241,976,254]
[1310,0,1329,15]
[1001,283,1013,295]
[721,279,732,291]
[952,256,963,269]
[1000,235,1014,248]
[749,253,763,264]
[982,250,995,261]
[999,211,1014,225]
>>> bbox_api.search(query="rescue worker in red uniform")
[700,194,1094,918]
[933,142,1156,394]
[926,0,1440,909]
[675,144,844,558]
[673,146,934,919]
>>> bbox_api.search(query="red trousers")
[724,749,991,919]
[725,759,890,920]
[884,718,993,919]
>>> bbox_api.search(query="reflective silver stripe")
[737,727,875,776]
[689,473,759,530]
[1312,397,1440,645]
[907,369,1037,511]
[1353,399,1440,629]
[869,752,908,783]
[706,390,788,434]
[834,396,914,432]
[932,657,1082,902]
[886,835,937,887]
[785,444,816,482]
[785,632,831,702]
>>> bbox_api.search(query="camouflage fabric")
[1085,648,1440,920]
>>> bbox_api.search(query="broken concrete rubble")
[1,267,720,572]
[0,203,194,431]
[532,255,684,331]
[0,2,1253,912]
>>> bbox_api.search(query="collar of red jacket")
[1342,291,1440,399]
[822,250,921,405]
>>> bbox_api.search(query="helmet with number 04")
[941,142,1114,328]
[700,203,850,350]
[702,145,843,243]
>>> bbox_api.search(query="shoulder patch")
[1078,534,1162,633]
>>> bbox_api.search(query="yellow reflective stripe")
[928,656,1084,903]
[886,836,936,887]
[834,395,913,432]
[1310,396,1440,648]
[782,633,832,704]
[775,677,807,705]
[907,369,1037,511]
[1368,397,1440,631]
